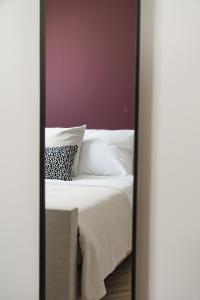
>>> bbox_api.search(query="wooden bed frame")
[46,208,79,300]
[45,208,132,300]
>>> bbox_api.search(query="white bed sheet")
[47,175,133,205]
[46,175,133,300]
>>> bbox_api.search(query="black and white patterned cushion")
[45,145,78,181]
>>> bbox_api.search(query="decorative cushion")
[45,125,87,177]
[45,145,78,181]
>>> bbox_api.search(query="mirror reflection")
[45,0,137,299]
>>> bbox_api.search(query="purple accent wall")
[46,0,136,129]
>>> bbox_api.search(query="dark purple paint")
[46,0,136,129]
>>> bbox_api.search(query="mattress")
[46,175,133,300]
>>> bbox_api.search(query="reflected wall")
[46,0,136,129]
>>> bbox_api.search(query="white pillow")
[78,129,134,176]
[45,125,86,177]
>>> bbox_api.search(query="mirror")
[44,0,139,299]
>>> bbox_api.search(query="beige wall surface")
[0,1,40,300]
[136,0,200,300]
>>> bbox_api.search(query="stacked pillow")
[45,126,134,181]
[45,125,86,180]
[78,129,134,176]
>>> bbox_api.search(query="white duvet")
[46,175,133,300]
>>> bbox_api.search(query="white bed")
[46,175,133,300]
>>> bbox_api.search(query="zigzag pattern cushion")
[45,145,78,181]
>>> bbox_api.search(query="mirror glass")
[44,1,138,299]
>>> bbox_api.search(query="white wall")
[136,1,200,300]
[0,1,40,300]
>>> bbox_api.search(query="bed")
[45,128,134,300]
[46,175,133,300]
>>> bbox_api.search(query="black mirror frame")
[132,0,141,299]
[39,0,141,299]
[40,0,46,299]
